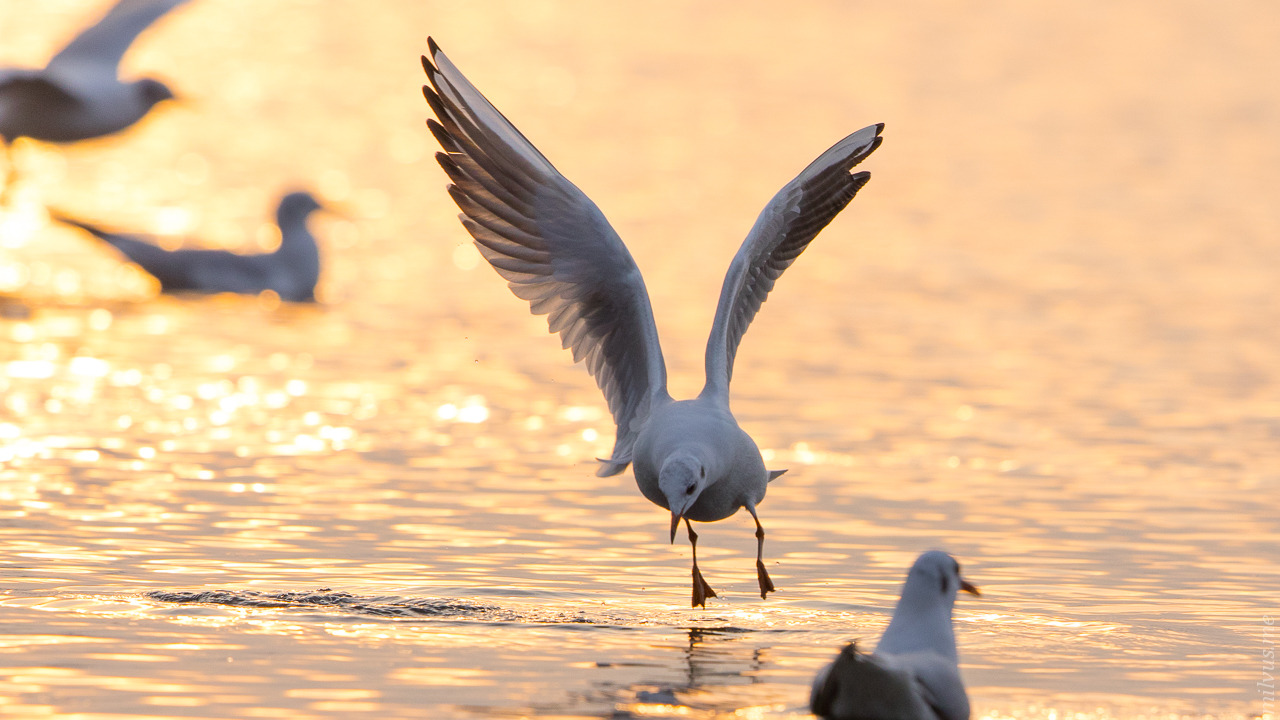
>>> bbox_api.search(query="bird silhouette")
[52,191,326,302]
[1,0,191,198]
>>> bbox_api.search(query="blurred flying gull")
[51,191,326,302]
[0,0,191,196]
[810,551,980,720]
[421,38,882,607]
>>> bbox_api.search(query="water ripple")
[144,588,610,624]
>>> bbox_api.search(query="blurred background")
[0,1,1276,719]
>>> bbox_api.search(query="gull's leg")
[685,518,717,608]
[746,503,775,599]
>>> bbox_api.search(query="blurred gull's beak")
[960,578,981,596]
[321,200,353,220]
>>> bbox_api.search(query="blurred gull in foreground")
[421,37,882,607]
[0,0,190,196]
[810,551,980,720]
[52,191,326,303]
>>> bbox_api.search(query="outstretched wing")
[47,0,189,83]
[422,38,669,476]
[702,124,882,398]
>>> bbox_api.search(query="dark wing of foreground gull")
[702,123,883,399]
[45,0,191,91]
[422,38,670,476]
[810,642,939,720]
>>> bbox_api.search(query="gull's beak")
[321,200,354,220]
[669,510,681,544]
[960,578,981,596]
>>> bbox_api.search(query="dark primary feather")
[422,39,670,476]
[704,124,883,396]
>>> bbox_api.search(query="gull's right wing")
[422,38,670,476]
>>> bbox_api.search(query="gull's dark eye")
[699,467,705,479]
[686,484,696,495]
[940,576,949,594]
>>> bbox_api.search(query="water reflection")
[602,628,777,716]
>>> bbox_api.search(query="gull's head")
[904,550,980,607]
[660,452,708,543]
[279,191,325,220]
[135,79,178,108]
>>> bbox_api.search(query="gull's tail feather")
[49,209,152,259]
[594,457,630,477]
[49,209,185,287]
[47,209,110,241]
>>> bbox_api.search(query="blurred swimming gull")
[421,37,882,607]
[1,0,190,196]
[51,190,325,302]
[810,551,980,720]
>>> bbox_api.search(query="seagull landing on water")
[51,191,326,303]
[810,551,981,720]
[0,0,191,197]
[421,38,882,608]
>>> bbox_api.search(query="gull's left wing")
[47,0,190,84]
[702,123,882,398]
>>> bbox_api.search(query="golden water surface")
[1,1,1277,718]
